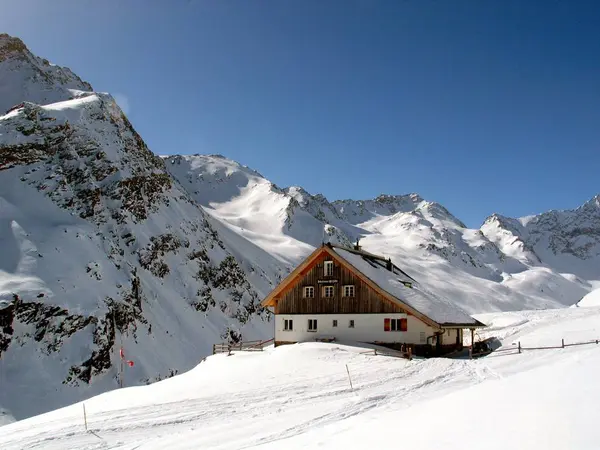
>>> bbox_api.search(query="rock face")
[0,34,599,423]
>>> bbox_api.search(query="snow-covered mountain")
[482,196,600,281]
[0,36,284,422]
[0,34,598,423]
[166,153,597,312]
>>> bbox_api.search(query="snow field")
[2,307,600,449]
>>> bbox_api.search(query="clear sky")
[2,0,599,227]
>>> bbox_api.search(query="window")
[349,320,355,328]
[324,261,334,277]
[323,285,335,298]
[284,319,293,331]
[384,318,408,332]
[308,319,318,332]
[303,286,315,298]
[420,332,426,343]
[343,285,355,297]
[332,320,338,327]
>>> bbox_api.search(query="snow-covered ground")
[2,306,599,449]
[575,287,600,307]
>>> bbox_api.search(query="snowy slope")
[163,154,353,263]
[1,307,599,449]
[575,287,600,307]
[0,95,277,421]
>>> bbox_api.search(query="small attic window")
[324,261,334,277]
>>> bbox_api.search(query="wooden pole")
[113,311,123,388]
[83,403,88,431]
[345,364,354,390]
[470,328,475,359]
[518,341,521,354]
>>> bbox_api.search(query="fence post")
[562,338,564,348]
[518,341,521,354]
[83,403,88,431]
[408,347,412,360]
[345,364,354,390]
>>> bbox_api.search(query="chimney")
[386,258,393,272]
[354,238,361,251]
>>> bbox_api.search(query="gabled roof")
[261,244,485,328]
[329,246,483,327]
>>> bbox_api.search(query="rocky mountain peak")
[579,194,600,212]
[0,33,92,113]
[0,34,28,61]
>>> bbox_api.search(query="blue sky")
[2,0,599,227]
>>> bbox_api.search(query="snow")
[576,288,600,307]
[1,307,600,449]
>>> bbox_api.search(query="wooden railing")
[212,338,274,355]
[360,346,412,360]
[472,337,600,358]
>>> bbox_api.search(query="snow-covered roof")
[330,246,482,326]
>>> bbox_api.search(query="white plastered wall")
[275,314,436,345]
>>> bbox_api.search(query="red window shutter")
[400,318,408,332]
[384,318,391,332]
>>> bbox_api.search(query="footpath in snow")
[1,307,600,449]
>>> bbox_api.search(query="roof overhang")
[440,321,487,328]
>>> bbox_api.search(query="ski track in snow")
[3,307,600,449]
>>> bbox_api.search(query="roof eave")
[440,321,487,328]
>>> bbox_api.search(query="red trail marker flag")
[120,347,135,367]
